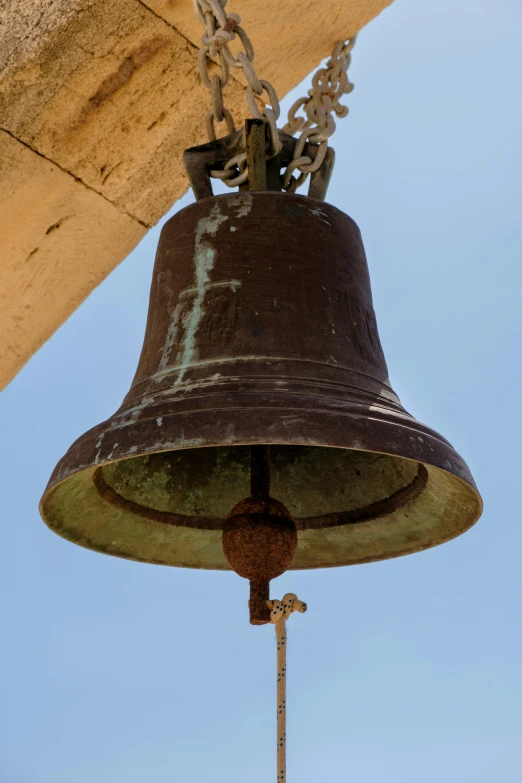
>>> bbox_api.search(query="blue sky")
[2,0,521,780]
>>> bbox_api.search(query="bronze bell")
[40,190,482,572]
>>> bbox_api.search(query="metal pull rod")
[251,444,270,498]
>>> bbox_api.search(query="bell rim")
[41,436,483,522]
[39,454,482,570]
[40,406,483,571]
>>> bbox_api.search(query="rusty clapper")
[40,121,482,623]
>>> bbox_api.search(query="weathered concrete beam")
[0,0,392,389]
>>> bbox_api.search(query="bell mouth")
[41,441,481,570]
[92,446,428,532]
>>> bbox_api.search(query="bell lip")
[39,441,483,572]
[41,444,482,517]
[40,407,483,553]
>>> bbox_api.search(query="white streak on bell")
[175,202,228,385]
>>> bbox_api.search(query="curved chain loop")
[205,107,236,141]
[210,152,248,186]
[264,107,283,157]
[221,26,255,68]
[198,46,230,89]
[238,52,263,95]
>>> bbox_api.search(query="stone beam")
[0,0,392,389]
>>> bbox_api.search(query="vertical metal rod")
[251,445,270,498]
[249,578,271,625]
[245,118,268,191]
[245,120,272,624]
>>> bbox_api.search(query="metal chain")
[193,0,356,192]
[282,37,357,193]
[194,0,282,187]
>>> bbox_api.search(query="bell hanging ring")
[40,124,482,579]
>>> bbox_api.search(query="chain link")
[193,0,356,192]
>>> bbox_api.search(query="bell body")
[40,192,482,569]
